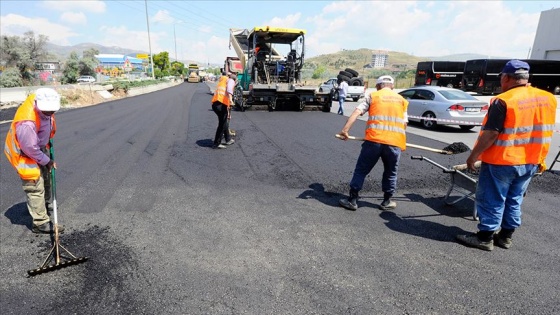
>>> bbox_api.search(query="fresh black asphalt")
[1,82,558,314]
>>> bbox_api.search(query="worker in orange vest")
[4,88,65,234]
[338,75,409,211]
[457,60,557,251]
[211,71,236,149]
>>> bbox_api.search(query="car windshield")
[438,90,478,101]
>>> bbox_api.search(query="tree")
[153,52,170,71]
[79,48,100,76]
[0,31,49,82]
[169,61,184,76]
[61,51,80,84]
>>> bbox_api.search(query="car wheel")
[459,125,475,131]
[421,112,437,130]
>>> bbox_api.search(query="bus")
[414,61,465,88]
[462,59,560,95]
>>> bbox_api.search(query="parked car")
[77,75,96,83]
[319,77,365,102]
[398,86,489,130]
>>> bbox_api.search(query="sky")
[1,0,558,65]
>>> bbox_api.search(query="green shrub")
[0,68,23,87]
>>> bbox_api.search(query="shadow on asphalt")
[4,202,32,230]
[404,193,475,220]
[379,211,466,242]
[195,139,215,148]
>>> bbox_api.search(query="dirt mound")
[59,88,128,108]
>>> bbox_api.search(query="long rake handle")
[334,134,452,155]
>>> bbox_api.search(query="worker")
[336,78,349,115]
[456,60,557,251]
[211,71,235,149]
[338,75,409,211]
[4,88,65,234]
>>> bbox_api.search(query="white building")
[530,8,560,60]
[371,51,388,68]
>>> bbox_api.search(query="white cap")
[35,88,61,111]
[376,75,394,85]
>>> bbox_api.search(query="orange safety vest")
[479,86,557,166]
[211,75,230,106]
[364,88,408,150]
[4,94,56,181]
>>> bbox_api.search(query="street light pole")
[145,0,155,79]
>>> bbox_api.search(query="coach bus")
[462,59,560,95]
[414,61,465,88]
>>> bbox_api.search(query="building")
[371,51,388,68]
[530,8,560,60]
[95,54,144,71]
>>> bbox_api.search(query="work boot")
[379,193,396,210]
[494,229,514,249]
[456,232,494,251]
[212,144,227,149]
[32,222,65,234]
[339,189,358,211]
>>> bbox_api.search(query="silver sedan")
[399,86,489,130]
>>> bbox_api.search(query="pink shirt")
[15,109,53,166]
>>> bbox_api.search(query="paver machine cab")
[229,26,331,111]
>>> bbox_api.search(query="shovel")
[27,139,88,276]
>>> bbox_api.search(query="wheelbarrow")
[411,156,479,220]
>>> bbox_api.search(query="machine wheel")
[459,125,475,131]
[421,112,438,130]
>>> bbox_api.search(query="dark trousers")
[349,140,401,196]
[212,102,231,145]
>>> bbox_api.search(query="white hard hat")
[35,88,61,111]
[376,75,394,85]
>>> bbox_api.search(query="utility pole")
[174,24,178,62]
[145,0,155,79]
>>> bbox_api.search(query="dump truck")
[229,26,331,111]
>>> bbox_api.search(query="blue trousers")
[337,96,345,114]
[476,163,538,232]
[349,141,401,196]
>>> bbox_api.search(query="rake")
[27,139,88,276]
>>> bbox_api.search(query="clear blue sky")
[1,0,558,64]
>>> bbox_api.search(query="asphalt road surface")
[1,82,559,314]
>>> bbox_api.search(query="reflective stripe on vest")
[211,76,230,106]
[479,86,557,165]
[364,89,408,150]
